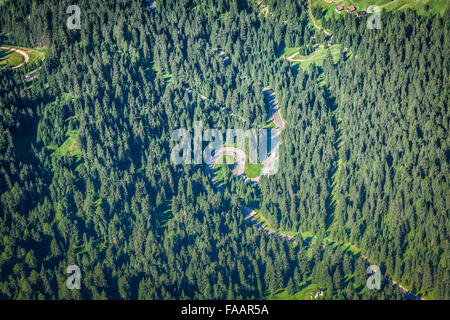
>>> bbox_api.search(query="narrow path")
[206,48,421,300]
[259,87,284,178]
[307,0,332,36]
[0,46,29,69]
[288,58,305,62]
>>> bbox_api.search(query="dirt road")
[0,46,29,69]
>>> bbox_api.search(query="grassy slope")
[0,48,24,68]
[214,151,262,180]
[252,208,316,241]
[240,141,263,179]
[263,119,276,129]
[312,0,448,19]
[300,44,342,71]
[12,46,46,64]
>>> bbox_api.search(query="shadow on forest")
[322,86,341,231]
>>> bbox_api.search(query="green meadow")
[312,0,448,19]
[283,44,343,71]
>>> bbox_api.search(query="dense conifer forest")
[0,0,447,300]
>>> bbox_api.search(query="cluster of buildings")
[335,5,367,17]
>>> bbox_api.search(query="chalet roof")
[356,10,367,17]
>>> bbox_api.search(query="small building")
[356,10,367,17]
[346,6,357,13]
[335,5,344,13]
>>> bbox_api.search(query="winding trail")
[0,46,29,69]
[307,0,331,36]
[286,51,304,62]
[210,147,246,177]
[243,206,297,242]
[208,85,284,183]
[204,48,422,300]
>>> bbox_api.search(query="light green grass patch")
[297,44,342,71]
[0,48,24,68]
[252,209,277,231]
[14,46,46,64]
[151,61,173,83]
[224,141,263,179]
[231,141,263,179]
[252,208,302,238]
[213,155,235,185]
[263,120,276,129]
[157,200,173,230]
[25,47,47,65]
[94,198,102,207]
[49,129,81,159]
[280,46,302,59]
[0,45,47,69]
